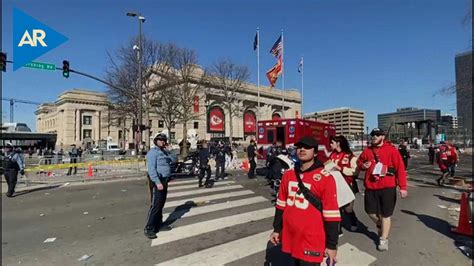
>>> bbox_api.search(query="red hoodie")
[357,141,407,191]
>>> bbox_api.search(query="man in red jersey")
[357,128,407,252]
[270,136,340,266]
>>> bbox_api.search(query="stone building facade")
[36,82,301,150]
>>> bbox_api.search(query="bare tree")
[105,35,177,150]
[173,48,206,157]
[148,45,206,157]
[206,59,250,143]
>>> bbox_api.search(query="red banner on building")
[193,96,199,113]
[272,113,281,120]
[243,111,256,134]
[208,106,225,132]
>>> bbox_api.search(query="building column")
[94,111,100,141]
[75,109,81,142]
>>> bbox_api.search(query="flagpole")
[281,29,285,118]
[301,56,304,120]
[257,27,260,128]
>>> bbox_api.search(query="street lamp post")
[127,12,146,153]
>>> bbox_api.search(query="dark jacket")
[198,148,211,167]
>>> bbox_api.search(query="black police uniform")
[247,143,257,178]
[214,145,226,180]
[67,146,78,175]
[198,147,212,187]
[2,149,24,197]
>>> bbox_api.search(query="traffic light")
[0,52,7,72]
[62,60,70,78]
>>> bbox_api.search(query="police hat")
[153,133,168,142]
[295,136,318,149]
[370,128,385,136]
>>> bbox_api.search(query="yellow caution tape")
[25,158,146,172]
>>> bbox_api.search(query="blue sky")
[2,0,472,131]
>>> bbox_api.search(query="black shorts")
[364,188,397,218]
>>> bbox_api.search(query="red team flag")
[266,58,282,87]
[267,35,283,87]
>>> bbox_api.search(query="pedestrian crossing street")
[151,178,377,265]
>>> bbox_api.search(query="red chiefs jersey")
[329,151,358,184]
[356,141,407,190]
[276,166,341,263]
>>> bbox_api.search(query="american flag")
[269,35,283,58]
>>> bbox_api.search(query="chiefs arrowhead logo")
[313,174,322,182]
[210,115,223,126]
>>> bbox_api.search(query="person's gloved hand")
[20,169,25,175]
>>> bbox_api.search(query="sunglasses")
[296,144,313,150]
[371,134,383,137]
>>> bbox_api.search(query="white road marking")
[168,185,244,199]
[164,190,255,209]
[162,196,268,221]
[169,179,203,185]
[168,181,235,191]
[337,243,377,265]
[151,208,274,246]
[155,230,273,266]
[438,205,448,209]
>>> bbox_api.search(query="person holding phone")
[357,128,407,252]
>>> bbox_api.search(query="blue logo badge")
[13,8,68,70]
[289,126,295,133]
[259,127,264,134]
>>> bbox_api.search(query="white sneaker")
[378,238,389,251]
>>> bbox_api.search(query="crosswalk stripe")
[162,196,268,221]
[151,207,274,246]
[168,181,235,191]
[337,243,377,265]
[164,190,255,209]
[169,179,201,185]
[168,185,243,199]
[155,230,273,266]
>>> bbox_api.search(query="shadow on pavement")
[264,242,294,266]
[433,194,460,204]
[401,210,454,239]
[401,209,473,259]
[352,220,379,247]
[12,184,62,197]
[162,201,196,226]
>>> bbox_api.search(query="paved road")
[2,152,472,265]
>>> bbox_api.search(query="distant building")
[305,107,365,140]
[441,114,458,130]
[378,107,441,142]
[36,79,301,150]
[455,51,472,140]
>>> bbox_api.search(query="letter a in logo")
[13,8,68,71]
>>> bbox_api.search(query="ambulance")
[256,118,336,162]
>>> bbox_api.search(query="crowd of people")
[269,128,408,265]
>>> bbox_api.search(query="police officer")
[198,141,212,188]
[2,143,25,198]
[144,133,176,239]
[267,140,288,182]
[67,144,78,175]
[214,141,226,181]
